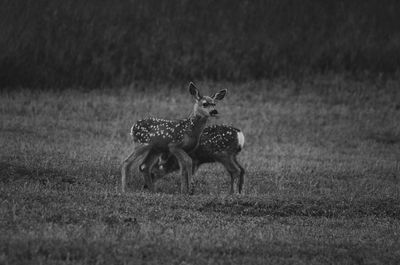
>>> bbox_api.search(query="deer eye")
[202,102,215,107]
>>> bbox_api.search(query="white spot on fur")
[237,131,245,149]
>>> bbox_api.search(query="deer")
[147,124,245,194]
[121,82,227,194]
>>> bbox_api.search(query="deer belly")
[147,134,180,145]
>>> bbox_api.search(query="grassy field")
[1,77,400,264]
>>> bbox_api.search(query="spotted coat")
[150,124,245,180]
[132,119,243,155]
[197,125,242,153]
[130,116,208,151]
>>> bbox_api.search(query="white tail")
[237,131,245,150]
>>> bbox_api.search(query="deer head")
[189,82,227,118]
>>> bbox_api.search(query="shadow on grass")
[198,197,400,219]
[1,237,399,264]
[1,238,121,264]
[0,161,120,187]
[0,162,80,185]
[367,131,400,145]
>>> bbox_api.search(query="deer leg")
[191,159,200,175]
[142,152,181,191]
[121,144,151,193]
[168,144,192,194]
[217,154,241,195]
[233,156,245,194]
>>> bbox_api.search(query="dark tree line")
[1,0,399,88]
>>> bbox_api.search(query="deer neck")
[188,114,208,136]
[185,113,209,150]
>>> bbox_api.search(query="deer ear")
[189,82,201,100]
[212,89,227,101]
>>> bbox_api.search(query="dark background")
[1,0,399,88]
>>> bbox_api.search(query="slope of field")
[1,77,400,264]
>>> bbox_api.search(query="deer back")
[131,116,208,151]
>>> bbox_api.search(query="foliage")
[1,0,400,88]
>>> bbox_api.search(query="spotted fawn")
[121,82,227,193]
[149,125,245,194]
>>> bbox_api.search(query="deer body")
[131,116,208,152]
[121,82,227,194]
[147,125,245,194]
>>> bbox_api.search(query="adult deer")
[148,125,245,194]
[121,82,227,194]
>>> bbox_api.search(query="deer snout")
[210,109,218,116]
